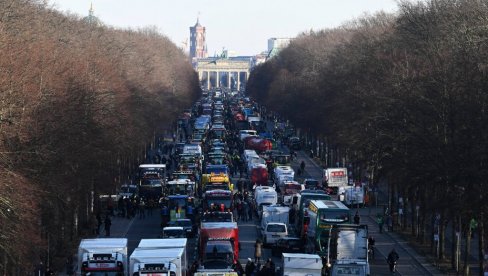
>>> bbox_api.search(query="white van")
[262,222,288,246]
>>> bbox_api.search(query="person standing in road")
[245,258,255,276]
[104,215,112,237]
[254,239,263,264]
[377,215,384,233]
[354,211,361,224]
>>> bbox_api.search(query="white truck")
[77,238,128,276]
[281,253,323,276]
[339,186,365,207]
[254,186,278,210]
[323,168,348,194]
[261,205,290,230]
[329,224,369,276]
[137,238,188,276]
[130,247,185,276]
[274,166,295,188]
[194,269,238,276]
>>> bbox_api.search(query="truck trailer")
[77,238,128,276]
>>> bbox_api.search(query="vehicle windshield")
[168,197,187,209]
[176,220,192,227]
[205,197,232,209]
[319,211,350,223]
[141,179,162,187]
[167,183,193,195]
[120,186,137,193]
[205,241,233,261]
[305,180,320,189]
[334,266,365,276]
[267,224,286,232]
[202,212,233,222]
[163,229,184,237]
[284,184,302,195]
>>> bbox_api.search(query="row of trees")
[0,0,200,273]
[248,0,487,274]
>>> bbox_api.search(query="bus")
[294,191,331,236]
[305,200,350,257]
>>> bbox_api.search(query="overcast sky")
[48,0,399,56]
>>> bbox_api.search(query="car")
[287,136,301,150]
[162,226,186,238]
[303,178,322,190]
[271,237,304,256]
[175,218,195,237]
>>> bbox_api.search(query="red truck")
[199,222,239,267]
[244,136,273,152]
[251,166,269,185]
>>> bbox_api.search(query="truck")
[261,205,290,229]
[339,186,365,207]
[274,166,295,188]
[250,166,268,185]
[199,222,239,268]
[243,136,273,152]
[129,247,184,276]
[137,238,188,276]
[281,181,303,206]
[281,253,323,276]
[323,168,348,194]
[194,269,238,276]
[254,186,278,211]
[139,164,166,200]
[305,200,351,258]
[77,238,128,276]
[293,191,331,237]
[328,225,370,276]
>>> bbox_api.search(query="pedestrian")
[245,258,256,276]
[300,161,305,172]
[266,258,276,275]
[104,215,112,237]
[90,213,98,235]
[243,201,249,222]
[387,214,393,232]
[354,211,360,224]
[139,200,146,219]
[377,215,384,233]
[96,212,102,235]
[248,200,254,221]
[254,239,263,264]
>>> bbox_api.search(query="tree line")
[248,0,487,274]
[0,0,200,273]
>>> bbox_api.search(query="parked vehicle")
[261,222,288,246]
[323,168,348,194]
[77,238,128,276]
[129,247,184,276]
[162,227,186,238]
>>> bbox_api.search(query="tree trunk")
[451,216,456,270]
[463,225,471,276]
[439,214,446,260]
[478,212,484,276]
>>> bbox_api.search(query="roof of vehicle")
[162,227,184,231]
[138,238,187,248]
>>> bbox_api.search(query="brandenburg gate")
[195,57,251,90]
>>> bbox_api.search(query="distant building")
[267,37,293,58]
[189,18,208,61]
[83,3,102,26]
